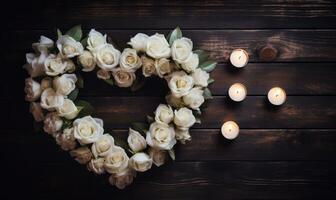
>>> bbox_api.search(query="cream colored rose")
[78,50,96,72]
[192,68,209,87]
[141,56,156,77]
[146,122,176,150]
[73,116,104,145]
[56,99,79,120]
[183,87,205,110]
[29,102,44,122]
[173,107,196,129]
[53,74,77,96]
[64,58,76,73]
[32,36,54,53]
[97,69,111,80]
[175,127,191,144]
[127,128,146,152]
[155,58,172,78]
[40,88,64,111]
[23,52,47,78]
[55,127,77,151]
[171,37,193,63]
[43,112,63,135]
[155,104,174,124]
[168,73,194,98]
[70,146,93,164]
[44,54,67,76]
[91,134,115,158]
[165,93,184,108]
[148,147,167,167]
[120,48,142,72]
[40,77,52,91]
[109,168,136,189]
[87,29,107,50]
[146,33,171,59]
[87,158,105,174]
[128,33,149,52]
[104,146,129,174]
[24,78,41,102]
[56,35,84,58]
[112,68,136,88]
[181,53,199,73]
[94,44,121,71]
[129,153,152,172]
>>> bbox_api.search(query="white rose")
[32,36,54,53]
[87,29,107,50]
[29,102,44,122]
[165,93,184,108]
[148,147,167,167]
[87,158,105,174]
[44,54,67,76]
[146,33,171,59]
[171,37,193,63]
[128,33,149,52]
[120,48,142,72]
[141,56,156,77]
[91,134,115,158]
[109,168,136,189]
[183,87,205,110]
[155,104,174,124]
[23,52,47,78]
[73,116,104,145]
[155,58,173,78]
[55,127,77,151]
[181,53,199,73]
[53,74,77,96]
[40,77,52,91]
[78,50,96,72]
[24,78,41,102]
[127,128,146,152]
[40,88,64,111]
[192,68,209,87]
[97,69,111,80]
[129,153,152,172]
[56,35,84,58]
[104,146,129,174]
[94,44,120,71]
[56,99,79,120]
[70,146,93,164]
[146,122,176,150]
[175,127,191,144]
[174,107,196,129]
[43,112,63,135]
[112,68,136,88]
[168,73,194,98]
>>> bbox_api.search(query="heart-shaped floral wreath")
[24,26,217,189]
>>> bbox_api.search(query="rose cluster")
[23,26,216,189]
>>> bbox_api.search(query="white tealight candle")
[268,87,286,105]
[228,83,247,102]
[230,49,249,68]
[221,121,239,140]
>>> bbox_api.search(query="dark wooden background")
[2,0,336,199]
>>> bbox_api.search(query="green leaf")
[75,100,94,117]
[203,88,213,100]
[131,77,146,92]
[65,25,82,41]
[207,78,215,84]
[80,36,88,47]
[147,115,155,124]
[199,61,217,72]
[76,74,84,88]
[57,29,62,39]
[68,88,79,101]
[62,118,73,129]
[131,122,149,135]
[167,27,182,46]
[194,50,209,64]
[103,79,114,86]
[168,149,175,161]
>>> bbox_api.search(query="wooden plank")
[2,129,336,162]
[5,0,336,29]
[3,161,336,199]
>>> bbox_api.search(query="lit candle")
[221,121,239,140]
[268,87,286,105]
[228,83,247,102]
[230,49,249,68]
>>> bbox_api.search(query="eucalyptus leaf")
[167,27,182,46]
[147,115,155,124]
[203,88,213,100]
[194,49,209,64]
[68,88,79,101]
[75,100,94,117]
[76,74,84,88]
[65,25,82,41]
[62,118,73,129]
[103,79,114,86]
[80,36,88,47]
[207,78,215,84]
[168,149,176,161]
[131,122,149,135]
[131,77,146,92]
[56,29,62,39]
[199,61,217,72]
[195,117,201,124]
